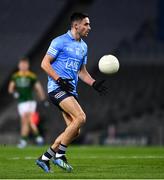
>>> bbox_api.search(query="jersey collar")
[67,30,81,42]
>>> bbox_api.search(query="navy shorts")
[48,88,78,111]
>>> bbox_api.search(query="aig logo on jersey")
[66,58,81,72]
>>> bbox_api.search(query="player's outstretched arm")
[78,65,95,86]
[79,65,108,95]
[34,81,46,101]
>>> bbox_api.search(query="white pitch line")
[9,156,36,160]
[8,155,164,160]
[82,155,164,159]
[10,157,20,160]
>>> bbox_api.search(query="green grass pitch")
[0,145,164,179]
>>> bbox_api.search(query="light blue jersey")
[46,30,88,96]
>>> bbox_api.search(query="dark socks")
[41,147,56,161]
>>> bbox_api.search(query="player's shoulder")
[12,71,20,78]
[51,33,67,44]
[81,39,88,49]
[26,71,37,79]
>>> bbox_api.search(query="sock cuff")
[60,143,67,148]
[59,144,67,151]
[47,147,56,157]
[50,147,56,153]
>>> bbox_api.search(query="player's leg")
[38,112,72,172]
[36,111,75,172]
[59,96,85,146]
[36,91,85,172]
[17,112,30,148]
[62,111,80,139]
[17,102,31,148]
[52,110,81,171]
[36,100,82,172]
[50,112,71,152]
[36,111,68,172]
[51,96,85,172]
[51,111,80,151]
[28,101,44,145]
[30,113,39,134]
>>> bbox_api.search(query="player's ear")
[74,21,81,30]
[74,22,78,30]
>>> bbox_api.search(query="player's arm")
[41,54,59,81]
[78,64,95,86]
[8,80,20,98]
[34,81,46,101]
[41,54,73,92]
[8,80,15,94]
[79,64,108,95]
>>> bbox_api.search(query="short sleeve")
[47,37,63,58]
[31,74,38,86]
[83,44,88,64]
[28,71,37,85]
[11,73,17,81]
[83,55,87,64]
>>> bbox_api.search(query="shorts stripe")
[48,89,77,111]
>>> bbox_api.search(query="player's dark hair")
[19,56,29,63]
[70,12,89,26]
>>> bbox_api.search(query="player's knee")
[77,112,86,126]
[21,116,28,124]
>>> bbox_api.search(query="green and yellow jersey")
[11,71,37,102]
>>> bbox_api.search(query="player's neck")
[70,29,81,41]
[19,70,29,74]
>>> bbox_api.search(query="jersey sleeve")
[31,73,37,85]
[11,73,17,81]
[83,55,87,65]
[83,44,88,65]
[47,38,63,58]
[28,72,37,85]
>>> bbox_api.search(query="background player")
[8,57,47,148]
[36,12,107,172]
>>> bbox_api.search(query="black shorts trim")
[48,88,78,111]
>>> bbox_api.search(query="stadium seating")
[0,0,67,86]
[86,0,158,68]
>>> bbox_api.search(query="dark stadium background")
[0,0,164,146]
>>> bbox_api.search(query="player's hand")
[56,77,74,92]
[13,91,19,99]
[92,80,108,96]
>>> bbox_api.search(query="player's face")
[18,60,29,71]
[76,17,91,37]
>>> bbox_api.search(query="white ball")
[98,54,119,74]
